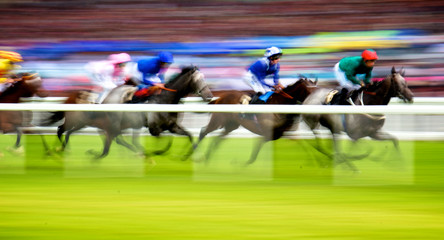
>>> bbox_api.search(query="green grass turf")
[0,134,444,239]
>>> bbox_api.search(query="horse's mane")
[284,78,316,96]
[362,74,391,93]
[284,78,306,91]
[165,65,198,87]
[1,80,23,96]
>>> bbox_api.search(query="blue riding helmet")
[158,51,174,64]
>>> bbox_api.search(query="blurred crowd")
[1,0,443,43]
[0,0,444,96]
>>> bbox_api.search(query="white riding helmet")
[264,46,282,57]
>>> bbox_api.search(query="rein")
[155,84,177,92]
[363,90,376,96]
[275,90,293,99]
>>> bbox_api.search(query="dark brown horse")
[197,77,317,165]
[302,66,414,172]
[45,66,213,159]
[0,72,47,152]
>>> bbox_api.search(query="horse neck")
[365,76,395,105]
[0,83,27,103]
[161,72,194,104]
[282,82,311,104]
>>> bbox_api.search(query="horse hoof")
[6,146,24,156]
[136,152,146,158]
[55,146,64,153]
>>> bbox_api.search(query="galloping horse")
[197,77,317,165]
[0,72,46,151]
[47,66,213,159]
[302,66,414,171]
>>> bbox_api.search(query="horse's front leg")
[95,131,116,159]
[14,127,22,149]
[61,123,86,151]
[168,123,195,160]
[245,137,268,165]
[6,127,24,155]
[57,124,65,143]
[115,134,139,153]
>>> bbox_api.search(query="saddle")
[324,90,339,105]
[325,88,360,105]
[130,84,177,103]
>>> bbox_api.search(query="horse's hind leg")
[40,134,52,155]
[115,134,139,153]
[369,131,399,150]
[197,116,224,148]
[131,129,145,153]
[7,128,24,155]
[310,129,334,159]
[62,123,86,151]
[149,135,173,156]
[57,124,65,143]
[331,134,360,173]
[204,126,237,163]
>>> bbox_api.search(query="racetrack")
[1,135,443,239]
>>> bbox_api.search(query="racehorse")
[47,66,213,159]
[0,72,47,152]
[302,66,414,172]
[197,77,317,165]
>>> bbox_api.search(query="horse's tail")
[40,111,65,126]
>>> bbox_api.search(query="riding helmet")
[264,46,283,58]
[0,51,23,62]
[361,49,378,61]
[158,51,174,64]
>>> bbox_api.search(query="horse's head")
[362,67,413,105]
[1,72,47,102]
[20,72,48,98]
[390,66,414,103]
[282,76,317,104]
[166,66,213,102]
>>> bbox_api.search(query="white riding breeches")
[334,62,361,91]
[242,71,272,94]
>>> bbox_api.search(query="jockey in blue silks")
[126,51,174,102]
[243,46,284,104]
[137,51,174,88]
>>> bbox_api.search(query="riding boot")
[249,92,265,104]
[241,93,263,120]
[338,88,350,105]
[129,95,142,103]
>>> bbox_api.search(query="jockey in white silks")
[85,53,131,103]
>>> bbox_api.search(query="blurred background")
[1,0,444,96]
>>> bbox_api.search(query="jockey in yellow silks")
[0,50,23,92]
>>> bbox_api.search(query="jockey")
[128,51,174,102]
[243,46,283,104]
[0,50,23,93]
[333,49,378,104]
[85,53,131,103]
